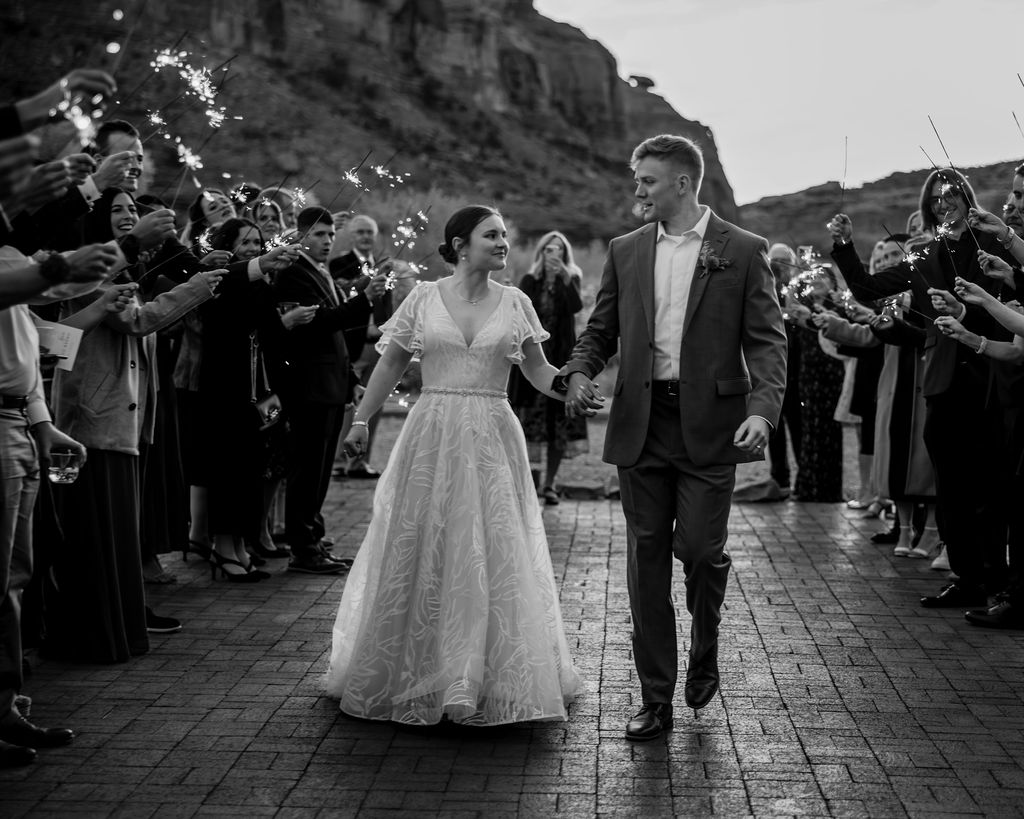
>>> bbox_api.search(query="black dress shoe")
[0,739,35,768]
[965,596,1024,629]
[624,703,673,741]
[0,715,73,748]
[920,582,987,609]
[684,642,719,712]
[870,525,900,545]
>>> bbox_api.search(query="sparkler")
[839,135,848,211]
[926,115,981,249]
[1014,112,1024,144]
[108,0,149,77]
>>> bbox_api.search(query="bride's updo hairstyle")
[437,205,501,264]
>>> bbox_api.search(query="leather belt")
[0,394,28,409]
[652,380,679,397]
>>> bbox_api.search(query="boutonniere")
[698,242,733,278]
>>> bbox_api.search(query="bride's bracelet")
[351,420,369,428]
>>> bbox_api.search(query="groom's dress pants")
[617,384,734,705]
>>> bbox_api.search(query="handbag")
[250,332,282,431]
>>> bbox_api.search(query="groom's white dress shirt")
[652,207,710,381]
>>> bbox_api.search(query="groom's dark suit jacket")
[273,254,372,406]
[561,211,788,467]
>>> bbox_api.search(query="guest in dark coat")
[508,231,588,505]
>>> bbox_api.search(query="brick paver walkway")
[2,411,1023,818]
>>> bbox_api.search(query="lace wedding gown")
[324,281,583,725]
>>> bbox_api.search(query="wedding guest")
[766,244,802,495]
[328,214,392,480]
[199,218,313,579]
[829,168,1018,608]
[253,199,286,238]
[0,240,119,768]
[509,230,588,504]
[785,267,845,502]
[273,207,385,574]
[180,187,236,245]
[45,189,225,662]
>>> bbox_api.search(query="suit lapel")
[633,224,657,341]
[681,211,730,341]
[299,254,337,306]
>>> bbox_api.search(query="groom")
[561,134,787,740]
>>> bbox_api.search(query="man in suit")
[274,207,385,574]
[328,214,393,479]
[562,134,787,740]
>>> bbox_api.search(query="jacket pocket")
[716,377,751,396]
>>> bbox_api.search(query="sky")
[535,0,1024,205]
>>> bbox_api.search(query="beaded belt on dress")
[421,387,507,398]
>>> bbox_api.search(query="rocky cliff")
[1,0,737,240]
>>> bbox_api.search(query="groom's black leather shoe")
[684,642,719,712]
[624,703,673,741]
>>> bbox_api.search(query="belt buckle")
[666,380,679,397]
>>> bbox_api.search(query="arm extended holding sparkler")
[968,208,1024,267]
[7,69,116,135]
[827,214,915,302]
[953,276,1024,337]
[934,315,1024,363]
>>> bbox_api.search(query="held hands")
[734,416,770,456]
[927,287,963,317]
[280,304,318,329]
[129,208,176,249]
[9,160,72,213]
[827,213,853,245]
[342,423,368,459]
[564,373,605,418]
[953,276,996,307]
[967,208,1006,236]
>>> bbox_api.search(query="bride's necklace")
[453,281,489,306]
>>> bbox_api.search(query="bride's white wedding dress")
[324,280,583,725]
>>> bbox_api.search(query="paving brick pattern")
[2,412,1023,818]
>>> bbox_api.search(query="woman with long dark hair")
[198,218,315,580]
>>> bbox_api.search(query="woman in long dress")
[324,206,584,725]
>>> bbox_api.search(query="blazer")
[273,254,372,405]
[830,238,1015,398]
[53,275,216,455]
[560,211,788,468]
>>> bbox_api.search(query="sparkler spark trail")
[926,115,981,249]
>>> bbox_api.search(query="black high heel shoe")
[870,511,901,544]
[210,552,266,583]
[184,539,213,562]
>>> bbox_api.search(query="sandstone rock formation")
[1,0,737,240]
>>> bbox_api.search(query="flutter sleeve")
[375,280,427,357]
[507,287,551,365]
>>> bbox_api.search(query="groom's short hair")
[630,135,704,191]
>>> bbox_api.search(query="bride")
[323,205,584,725]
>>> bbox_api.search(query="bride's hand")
[342,424,369,458]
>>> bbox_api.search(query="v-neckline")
[435,282,505,348]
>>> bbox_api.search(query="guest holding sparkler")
[44,188,227,662]
[783,264,845,502]
[198,218,312,579]
[509,230,588,504]
[274,207,386,574]
[180,187,236,245]
[829,167,1018,609]
[329,214,393,480]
